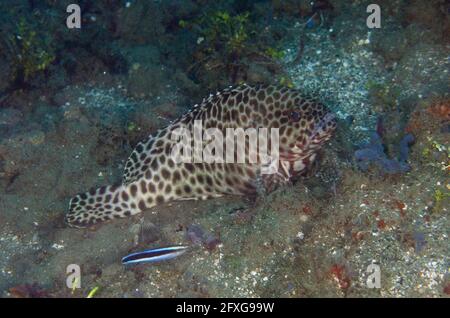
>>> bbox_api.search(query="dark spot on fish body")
[236,92,243,104]
[185,163,194,173]
[161,168,171,180]
[184,185,192,194]
[164,144,172,155]
[172,170,181,183]
[206,176,213,186]
[151,148,164,155]
[140,180,147,194]
[138,200,146,211]
[148,183,156,193]
[222,93,230,104]
[130,152,138,164]
[257,90,265,101]
[156,195,164,204]
[130,184,138,197]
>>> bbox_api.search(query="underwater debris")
[444,283,450,295]
[180,9,285,87]
[86,286,100,298]
[186,224,221,251]
[406,97,450,135]
[431,188,449,214]
[328,263,351,291]
[7,17,55,83]
[186,224,204,245]
[300,0,334,29]
[420,136,449,172]
[122,246,189,265]
[413,231,427,253]
[289,0,334,65]
[393,200,407,217]
[180,10,254,84]
[355,130,415,175]
[8,283,50,298]
[138,221,161,245]
[426,98,450,121]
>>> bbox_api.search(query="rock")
[27,130,46,146]
[125,64,171,99]
[246,63,272,85]
[371,29,409,64]
[0,108,23,128]
[0,57,13,92]
[116,2,165,45]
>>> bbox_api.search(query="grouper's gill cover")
[66,84,336,228]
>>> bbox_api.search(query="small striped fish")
[121,246,188,265]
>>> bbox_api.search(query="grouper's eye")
[289,111,301,122]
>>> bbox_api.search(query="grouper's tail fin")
[66,183,147,228]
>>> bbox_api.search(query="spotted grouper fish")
[66,84,336,227]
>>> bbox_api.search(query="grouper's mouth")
[284,112,336,162]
